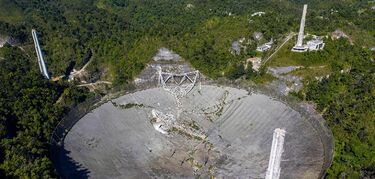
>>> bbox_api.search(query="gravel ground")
[60,85,325,179]
[152,48,181,61]
[267,66,303,95]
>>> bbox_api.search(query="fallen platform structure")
[158,68,199,99]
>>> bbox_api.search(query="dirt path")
[263,32,296,65]
[77,81,112,87]
[70,56,93,77]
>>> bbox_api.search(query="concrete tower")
[292,4,308,52]
[266,128,286,179]
[32,29,50,79]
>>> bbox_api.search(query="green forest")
[296,39,375,178]
[0,46,91,178]
[0,0,374,178]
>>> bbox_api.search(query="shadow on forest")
[53,146,90,179]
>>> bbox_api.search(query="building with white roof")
[0,36,9,48]
[256,39,273,52]
[307,38,325,51]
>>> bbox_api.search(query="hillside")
[0,0,374,178]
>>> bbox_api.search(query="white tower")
[32,29,50,79]
[292,4,308,52]
[265,128,286,179]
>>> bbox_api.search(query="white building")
[256,39,273,52]
[307,38,325,51]
[0,40,6,48]
[0,36,9,48]
[251,11,265,17]
[256,44,271,52]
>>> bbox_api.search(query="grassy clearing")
[264,39,329,80]
[264,37,368,80]
[289,65,331,80]
[253,73,277,84]
[266,38,304,67]
[266,37,329,67]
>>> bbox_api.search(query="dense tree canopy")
[299,40,375,178]
[0,46,90,178]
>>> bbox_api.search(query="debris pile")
[153,47,181,61]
